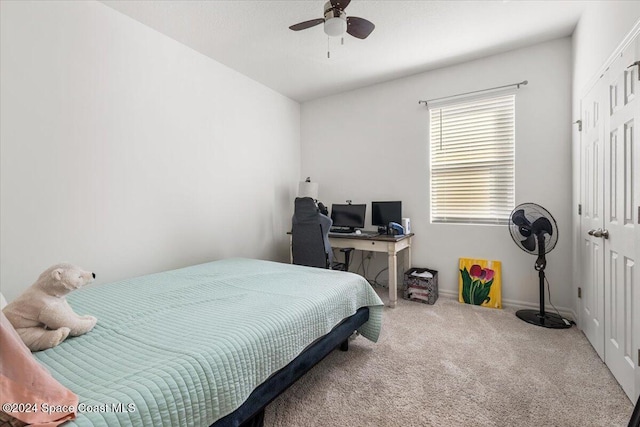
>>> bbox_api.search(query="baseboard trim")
[438,289,577,322]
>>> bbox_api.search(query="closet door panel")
[580,77,606,359]
[603,37,638,401]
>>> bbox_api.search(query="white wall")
[301,38,574,312]
[571,3,640,325]
[0,1,300,302]
[572,2,640,96]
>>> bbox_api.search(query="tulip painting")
[459,258,502,308]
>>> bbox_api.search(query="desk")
[330,233,412,308]
[289,232,413,308]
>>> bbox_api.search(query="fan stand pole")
[515,242,571,329]
[538,268,546,318]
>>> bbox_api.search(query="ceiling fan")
[289,0,375,40]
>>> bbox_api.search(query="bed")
[28,258,384,426]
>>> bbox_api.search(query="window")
[430,94,515,225]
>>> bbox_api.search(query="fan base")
[515,310,571,329]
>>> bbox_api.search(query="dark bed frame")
[629,393,640,427]
[211,307,370,427]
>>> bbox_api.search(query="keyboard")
[329,229,380,237]
[330,228,353,233]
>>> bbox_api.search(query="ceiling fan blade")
[330,0,351,10]
[346,16,375,39]
[521,235,536,252]
[531,216,554,236]
[289,18,325,31]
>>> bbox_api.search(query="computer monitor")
[372,201,402,232]
[330,204,366,231]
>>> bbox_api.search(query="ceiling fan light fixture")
[324,16,347,37]
[289,0,374,40]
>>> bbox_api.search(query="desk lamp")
[298,177,319,201]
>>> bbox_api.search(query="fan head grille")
[508,203,558,254]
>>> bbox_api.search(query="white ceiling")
[101,0,588,102]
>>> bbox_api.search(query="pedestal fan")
[508,203,571,329]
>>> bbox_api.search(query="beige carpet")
[265,289,634,427]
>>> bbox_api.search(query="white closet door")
[636,34,640,405]
[603,36,639,401]
[580,75,606,360]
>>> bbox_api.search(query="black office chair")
[292,197,353,271]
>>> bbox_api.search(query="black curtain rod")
[418,80,528,106]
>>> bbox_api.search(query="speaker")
[402,218,411,234]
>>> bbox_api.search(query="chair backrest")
[292,197,329,268]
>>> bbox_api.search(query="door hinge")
[574,119,582,132]
[578,204,582,215]
[638,206,640,224]
[578,287,582,298]
[638,349,640,367]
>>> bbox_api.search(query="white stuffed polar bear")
[3,263,97,351]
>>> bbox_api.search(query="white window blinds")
[430,94,515,225]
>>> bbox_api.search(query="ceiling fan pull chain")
[341,37,344,45]
[327,36,330,59]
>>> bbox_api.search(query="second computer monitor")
[372,201,402,228]
[330,204,366,231]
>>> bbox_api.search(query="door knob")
[588,229,597,236]
[592,229,609,239]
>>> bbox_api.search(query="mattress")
[33,258,384,426]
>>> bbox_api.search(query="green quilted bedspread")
[33,258,384,426]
